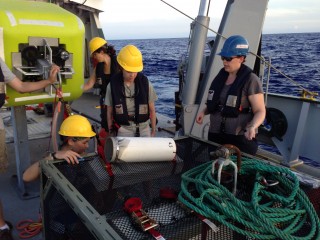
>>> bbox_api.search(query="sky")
[100,0,320,40]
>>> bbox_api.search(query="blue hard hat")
[218,35,249,57]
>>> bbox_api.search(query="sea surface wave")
[111,32,320,119]
[111,33,320,166]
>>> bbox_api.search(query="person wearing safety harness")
[0,57,59,240]
[105,45,158,137]
[83,37,120,131]
[22,114,96,182]
[196,35,266,155]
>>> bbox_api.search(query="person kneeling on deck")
[105,44,158,137]
[23,115,96,182]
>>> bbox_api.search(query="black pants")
[99,96,108,131]
[208,132,258,155]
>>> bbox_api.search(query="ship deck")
[0,91,176,240]
[2,91,320,240]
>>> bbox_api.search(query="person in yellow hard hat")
[105,44,158,137]
[83,37,119,131]
[22,114,96,182]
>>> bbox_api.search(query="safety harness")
[95,62,110,130]
[207,64,252,133]
[110,72,149,137]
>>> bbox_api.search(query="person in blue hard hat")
[196,35,266,155]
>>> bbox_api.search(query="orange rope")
[16,217,42,239]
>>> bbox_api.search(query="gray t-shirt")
[105,78,158,116]
[0,57,16,83]
[208,72,263,135]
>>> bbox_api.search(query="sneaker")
[0,221,13,240]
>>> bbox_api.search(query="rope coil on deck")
[178,157,320,239]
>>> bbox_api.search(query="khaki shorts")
[117,121,151,137]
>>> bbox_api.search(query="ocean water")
[111,32,320,119]
[111,33,320,166]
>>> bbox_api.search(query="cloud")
[103,19,192,40]
[101,0,320,39]
[264,7,320,33]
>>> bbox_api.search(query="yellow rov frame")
[0,0,85,106]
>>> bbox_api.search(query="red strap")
[97,144,114,177]
[123,198,166,240]
[124,197,142,213]
[148,228,165,240]
[194,212,219,232]
[95,128,113,177]
[105,162,114,177]
[56,87,63,99]
[159,188,177,200]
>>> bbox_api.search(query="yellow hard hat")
[89,37,107,55]
[117,45,143,72]
[58,115,96,138]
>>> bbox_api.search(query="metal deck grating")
[1,109,52,143]
[40,137,320,240]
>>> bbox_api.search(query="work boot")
[0,221,13,240]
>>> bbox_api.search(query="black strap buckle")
[135,124,140,137]
[128,115,135,121]
[220,117,226,133]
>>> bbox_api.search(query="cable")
[16,216,42,239]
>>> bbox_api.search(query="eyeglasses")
[221,56,238,62]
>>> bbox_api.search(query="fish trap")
[40,136,320,240]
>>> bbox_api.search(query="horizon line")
[106,31,320,41]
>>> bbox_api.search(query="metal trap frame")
[40,136,320,240]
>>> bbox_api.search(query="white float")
[105,137,176,162]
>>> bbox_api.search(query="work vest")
[110,72,149,125]
[0,66,6,108]
[207,64,252,117]
[95,62,110,98]
[96,55,119,98]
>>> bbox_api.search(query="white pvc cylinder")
[105,137,176,162]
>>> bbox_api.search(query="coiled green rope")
[178,157,320,239]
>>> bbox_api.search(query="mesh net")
[41,137,320,240]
